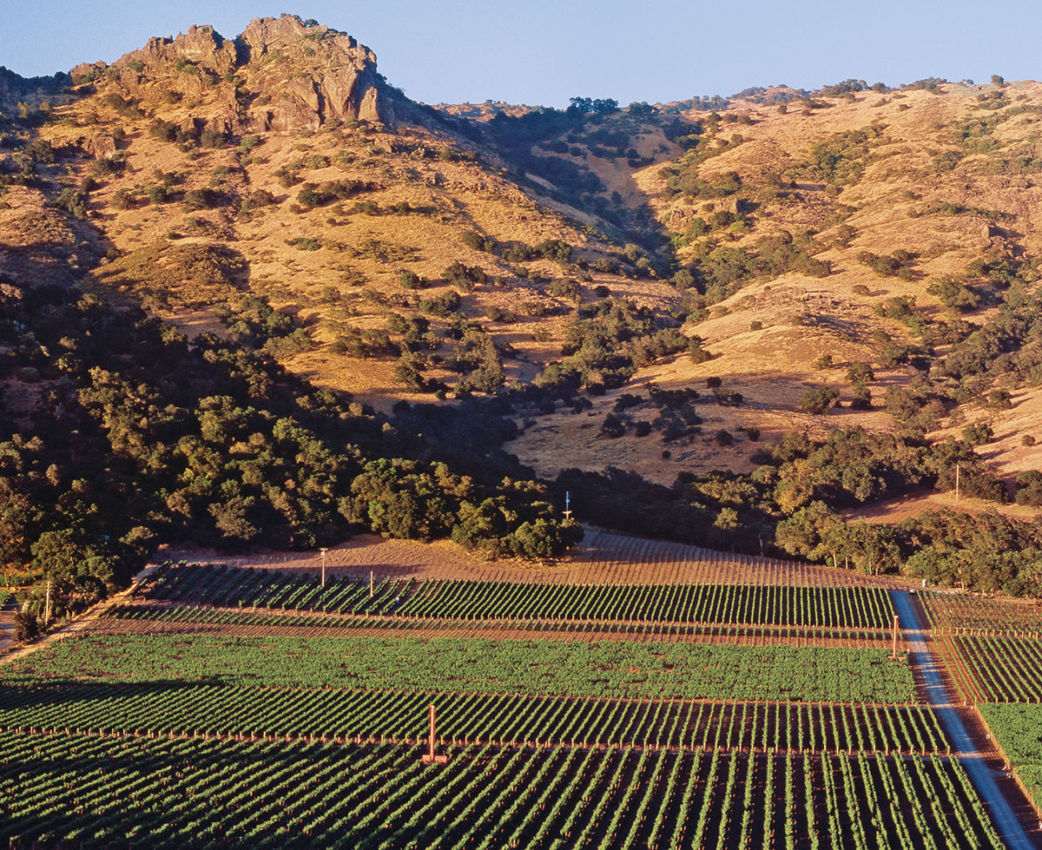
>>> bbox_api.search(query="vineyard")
[168,528,899,588]
[922,592,1042,638]
[96,603,892,648]
[142,563,897,629]
[4,547,1041,847]
[0,732,1005,850]
[0,685,947,755]
[2,633,917,703]
[943,635,1042,703]
[923,598,1042,820]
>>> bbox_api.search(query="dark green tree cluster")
[785,125,887,187]
[460,232,574,268]
[296,179,376,210]
[555,425,1040,596]
[537,297,685,393]
[677,231,830,307]
[213,295,312,357]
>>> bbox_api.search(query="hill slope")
[5,19,1042,608]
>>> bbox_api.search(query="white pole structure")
[43,579,52,626]
[369,569,374,598]
[891,614,900,659]
[319,547,328,588]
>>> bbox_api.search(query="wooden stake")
[421,703,448,763]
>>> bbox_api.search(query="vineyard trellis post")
[422,703,449,764]
[319,547,328,588]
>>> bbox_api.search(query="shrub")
[14,610,39,642]
[398,270,425,289]
[600,413,626,438]
[182,188,220,211]
[393,355,426,391]
[688,342,712,364]
[111,188,137,210]
[1015,471,1042,505]
[549,278,581,301]
[297,179,373,209]
[56,187,88,219]
[858,250,916,279]
[486,306,517,323]
[963,423,994,445]
[928,276,979,312]
[532,238,573,264]
[799,385,841,414]
[849,384,873,410]
[444,261,486,291]
[846,362,874,383]
[985,389,1012,409]
[418,291,462,317]
[461,230,482,250]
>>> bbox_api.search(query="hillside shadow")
[0,238,110,289]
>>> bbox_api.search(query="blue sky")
[1,1,1039,107]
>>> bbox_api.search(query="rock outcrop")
[114,25,240,77]
[239,16,396,130]
[80,15,403,133]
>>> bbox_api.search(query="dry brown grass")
[39,83,678,407]
[161,526,907,588]
[22,64,1042,489]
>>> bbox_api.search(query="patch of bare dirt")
[161,527,908,588]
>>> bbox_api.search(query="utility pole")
[43,579,52,627]
[954,462,960,503]
[563,491,573,523]
[891,614,900,659]
[369,569,374,599]
[319,547,328,588]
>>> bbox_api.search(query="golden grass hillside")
[508,82,1042,485]
[26,17,677,410]
[8,19,1042,489]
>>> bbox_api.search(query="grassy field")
[1,633,914,703]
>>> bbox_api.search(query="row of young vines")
[0,733,1003,850]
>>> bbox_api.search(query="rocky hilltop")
[72,16,408,134]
